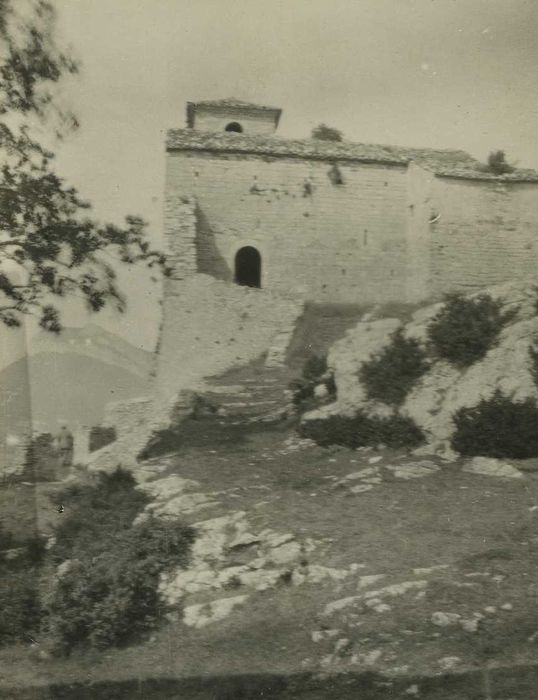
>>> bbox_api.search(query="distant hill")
[28,324,153,380]
[0,325,153,435]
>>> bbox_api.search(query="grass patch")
[427,292,517,368]
[298,411,424,449]
[45,469,195,653]
[359,329,429,406]
[451,390,538,459]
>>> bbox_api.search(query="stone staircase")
[193,305,366,430]
[199,361,296,428]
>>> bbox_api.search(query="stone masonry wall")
[155,274,303,404]
[86,396,155,473]
[430,177,538,296]
[165,151,409,304]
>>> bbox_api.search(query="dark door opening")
[234,246,261,288]
[225,121,243,133]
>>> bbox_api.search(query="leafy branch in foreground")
[0,0,167,332]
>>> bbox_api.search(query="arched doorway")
[225,121,243,133]
[234,246,261,288]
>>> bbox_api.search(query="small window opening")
[225,122,243,133]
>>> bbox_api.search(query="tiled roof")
[186,98,282,128]
[167,130,408,165]
[384,146,538,181]
[190,97,281,112]
[166,129,538,181]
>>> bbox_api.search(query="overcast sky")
[45,0,538,350]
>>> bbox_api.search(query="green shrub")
[451,390,538,459]
[89,426,117,453]
[47,517,195,652]
[50,468,148,563]
[0,567,42,645]
[359,329,429,406]
[298,411,424,449]
[0,525,45,646]
[427,292,516,368]
[46,469,195,652]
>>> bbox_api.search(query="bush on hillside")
[359,329,429,406]
[427,292,517,368]
[47,517,195,652]
[298,411,424,450]
[89,426,117,453]
[289,353,336,408]
[46,468,195,652]
[50,468,148,563]
[0,525,45,646]
[451,390,538,459]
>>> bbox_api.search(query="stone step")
[203,385,249,395]
[222,399,279,408]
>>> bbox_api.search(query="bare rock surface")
[463,456,524,479]
[305,280,538,454]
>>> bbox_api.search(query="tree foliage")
[0,0,165,332]
[486,150,514,175]
[311,123,343,142]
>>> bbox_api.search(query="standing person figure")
[57,425,74,471]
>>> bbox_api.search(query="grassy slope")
[2,422,538,697]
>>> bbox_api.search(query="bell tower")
[186,98,282,136]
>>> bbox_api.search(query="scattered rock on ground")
[183,595,249,629]
[431,611,461,627]
[463,457,523,479]
[438,656,462,671]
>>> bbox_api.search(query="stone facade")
[164,99,538,307]
[165,151,409,303]
[430,177,538,296]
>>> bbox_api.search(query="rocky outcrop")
[305,280,538,451]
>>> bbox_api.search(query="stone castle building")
[87,98,538,471]
[163,97,538,305]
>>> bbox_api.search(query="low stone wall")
[0,435,29,481]
[86,396,155,474]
